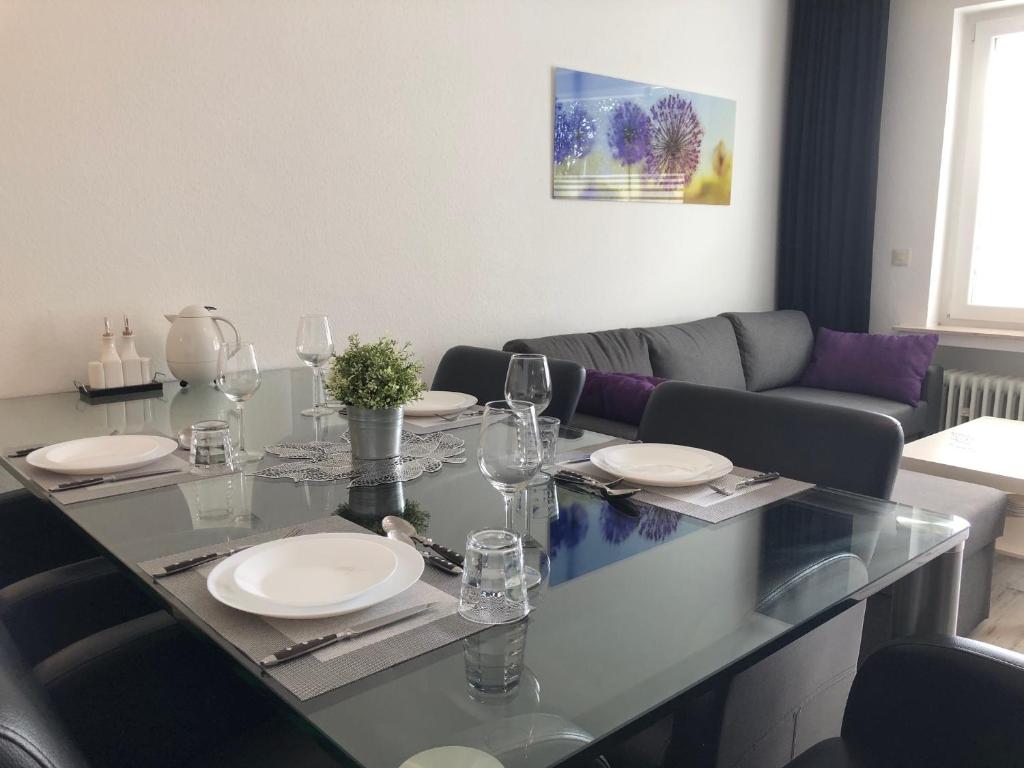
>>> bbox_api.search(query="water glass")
[458,528,529,625]
[536,416,560,474]
[189,420,235,473]
[296,314,335,417]
[504,354,552,415]
[463,619,529,698]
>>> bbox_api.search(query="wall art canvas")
[552,67,736,205]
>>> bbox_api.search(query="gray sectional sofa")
[505,309,1006,637]
[504,310,943,440]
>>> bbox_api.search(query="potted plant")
[325,335,425,460]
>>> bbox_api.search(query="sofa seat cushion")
[722,310,813,391]
[891,470,1006,557]
[640,316,746,389]
[759,386,928,437]
[569,413,638,440]
[503,328,652,375]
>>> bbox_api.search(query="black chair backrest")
[431,346,586,426]
[638,382,903,499]
[843,636,1024,766]
[0,623,89,768]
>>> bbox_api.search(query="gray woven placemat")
[139,516,481,701]
[562,463,813,524]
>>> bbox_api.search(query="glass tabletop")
[0,369,970,768]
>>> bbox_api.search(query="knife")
[259,602,438,668]
[421,546,463,575]
[6,445,44,458]
[53,468,180,492]
[736,472,780,489]
[154,546,252,578]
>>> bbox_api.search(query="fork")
[155,526,303,578]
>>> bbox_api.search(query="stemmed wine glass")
[296,314,335,417]
[505,354,552,416]
[216,342,263,464]
[478,400,543,526]
[478,400,543,588]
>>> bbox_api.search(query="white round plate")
[404,391,478,417]
[232,536,398,608]
[26,435,178,476]
[591,443,733,487]
[400,747,503,768]
[207,533,424,619]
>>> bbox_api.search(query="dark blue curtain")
[776,0,890,332]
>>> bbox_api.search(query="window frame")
[941,11,1024,329]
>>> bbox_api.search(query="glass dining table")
[0,368,969,767]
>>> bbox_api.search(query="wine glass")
[216,342,263,464]
[478,400,542,524]
[505,354,552,416]
[296,314,335,417]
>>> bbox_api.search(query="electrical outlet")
[891,248,911,267]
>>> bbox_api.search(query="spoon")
[382,516,464,566]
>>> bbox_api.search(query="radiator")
[942,369,1024,430]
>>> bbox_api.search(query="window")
[942,11,1024,327]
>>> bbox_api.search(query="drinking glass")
[189,420,235,473]
[504,354,552,416]
[296,314,335,417]
[463,619,529,698]
[216,342,263,464]
[458,528,529,625]
[477,400,542,527]
[536,416,560,476]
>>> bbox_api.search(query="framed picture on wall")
[553,67,736,205]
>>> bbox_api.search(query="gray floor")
[970,554,1024,652]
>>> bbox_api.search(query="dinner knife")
[259,602,438,668]
[155,546,251,578]
[53,467,181,492]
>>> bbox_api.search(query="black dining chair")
[786,635,1024,767]
[0,490,99,588]
[638,381,905,499]
[0,610,345,768]
[431,345,586,426]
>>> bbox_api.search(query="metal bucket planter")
[346,406,403,461]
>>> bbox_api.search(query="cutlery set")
[555,467,780,501]
[54,467,181,492]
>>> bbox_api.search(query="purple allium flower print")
[645,94,704,189]
[600,502,639,544]
[550,501,590,554]
[637,507,680,542]
[553,101,597,167]
[606,101,652,167]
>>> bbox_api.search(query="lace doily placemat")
[257,430,466,486]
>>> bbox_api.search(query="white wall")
[0,0,789,399]
[873,0,1024,360]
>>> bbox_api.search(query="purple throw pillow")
[577,370,667,425]
[800,328,939,406]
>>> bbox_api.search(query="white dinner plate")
[26,435,178,476]
[207,533,424,619]
[590,443,733,487]
[232,536,397,607]
[400,747,503,768]
[404,391,478,417]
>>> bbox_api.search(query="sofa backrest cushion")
[722,310,813,392]
[640,317,746,389]
[503,328,653,375]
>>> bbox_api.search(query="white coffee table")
[902,416,1024,557]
